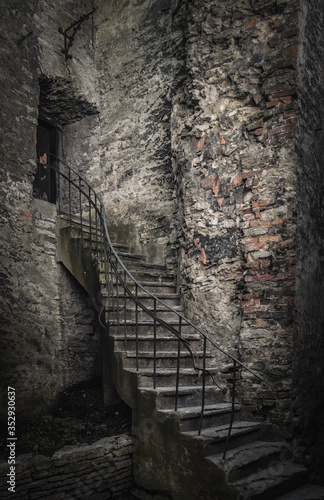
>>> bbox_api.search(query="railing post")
[104,244,110,328]
[175,316,182,412]
[115,256,120,334]
[198,336,207,436]
[100,206,104,265]
[88,186,92,244]
[223,359,237,460]
[79,177,83,233]
[68,167,72,222]
[95,195,98,251]
[135,284,139,371]
[153,298,157,390]
[123,269,127,348]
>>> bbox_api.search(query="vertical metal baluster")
[223,360,237,460]
[57,163,61,214]
[115,257,120,334]
[110,252,115,319]
[79,177,83,234]
[123,270,127,349]
[153,298,157,390]
[95,195,98,252]
[198,336,207,436]
[68,167,71,222]
[135,284,139,371]
[48,161,51,203]
[99,206,103,265]
[89,186,92,245]
[175,316,182,412]
[104,245,110,327]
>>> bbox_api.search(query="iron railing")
[34,152,263,459]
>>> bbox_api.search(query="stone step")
[139,385,225,410]
[107,305,183,323]
[159,402,240,431]
[111,252,147,263]
[103,295,181,310]
[135,368,224,389]
[232,462,308,500]
[125,268,174,282]
[103,281,177,295]
[275,483,324,499]
[182,421,263,455]
[207,440,288,482]
[111,333,202,353]
[121,350,212,370]
[108,322,196,337]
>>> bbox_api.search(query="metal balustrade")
[34,152,263,459]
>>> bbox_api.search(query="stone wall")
[294,0,324,481]
[171,0,299,427]
[0,434,132,499]
[0,198,100,420]
[95,0,177,265]
[0,0,100,421]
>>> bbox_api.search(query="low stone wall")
[0,434,133,499]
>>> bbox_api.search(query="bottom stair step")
[232,462,308,500]
[206,440,288,482]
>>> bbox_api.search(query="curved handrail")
[34,151,263,458]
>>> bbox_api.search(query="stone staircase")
[58,216,324,500]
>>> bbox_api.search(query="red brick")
[210,173,221,197]
[270,58,296,70]
[268,36,279,48]
[259,235,282,243]
[283,110,296,119]
[196,135,206,153]
[266,99,279,108]
[243,237,259,245]
[282,44,298,58]
[199,248,207,265]
[20,210,32,218]
[264,105,285,118]
[243,17,258,30]
[233,173,243,186]
[281,28,298,39]
[242,171,254,179]
[280,96,292,104]
[246,121,263,132]
[254,128,263,136]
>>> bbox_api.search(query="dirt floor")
[0,376,132,461]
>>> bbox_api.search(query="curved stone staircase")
[57,215,324,500]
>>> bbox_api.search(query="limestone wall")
[0,435,132,499]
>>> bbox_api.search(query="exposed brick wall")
[0,435,132,499]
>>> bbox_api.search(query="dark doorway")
[33,120,59,204]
